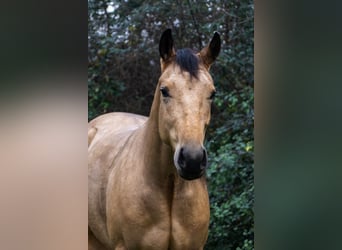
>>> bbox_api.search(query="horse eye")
[209,91,216,100]
[160,87,171,98]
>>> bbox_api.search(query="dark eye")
[209,91,216,100]
[160,87,171,98]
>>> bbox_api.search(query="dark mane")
[175,48,199,78]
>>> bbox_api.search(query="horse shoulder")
[106,163,172,249]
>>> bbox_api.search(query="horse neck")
[139,87,176,181]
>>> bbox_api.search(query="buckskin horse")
[88,29,221,249]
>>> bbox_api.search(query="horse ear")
[159,29,175,62]
[200,32,221,69]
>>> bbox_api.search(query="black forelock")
[175,48,199,78]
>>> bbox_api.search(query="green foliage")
[88,0,254,249]
[206,86,254,249]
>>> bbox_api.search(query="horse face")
[158,29,220,180]
[158,67,215,180]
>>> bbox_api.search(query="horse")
[88,29,220,250]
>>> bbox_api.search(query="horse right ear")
[200,32,221,70]
[159,29,175,64]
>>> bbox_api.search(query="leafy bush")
[206,86,254,249]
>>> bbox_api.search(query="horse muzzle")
[174,144,208,180]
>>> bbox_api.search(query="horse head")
[157,29,221,180]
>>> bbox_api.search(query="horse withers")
[88,29,220,249]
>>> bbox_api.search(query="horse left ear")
[159,29,175,62]
[200,32,221,69]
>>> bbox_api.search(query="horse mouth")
[178,168,204,180]
[177,156,206,180]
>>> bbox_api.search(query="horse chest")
[108,178,209,249]
[169,181,210,249]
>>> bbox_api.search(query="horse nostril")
[201,148,208,170]
[178,147,186,168]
